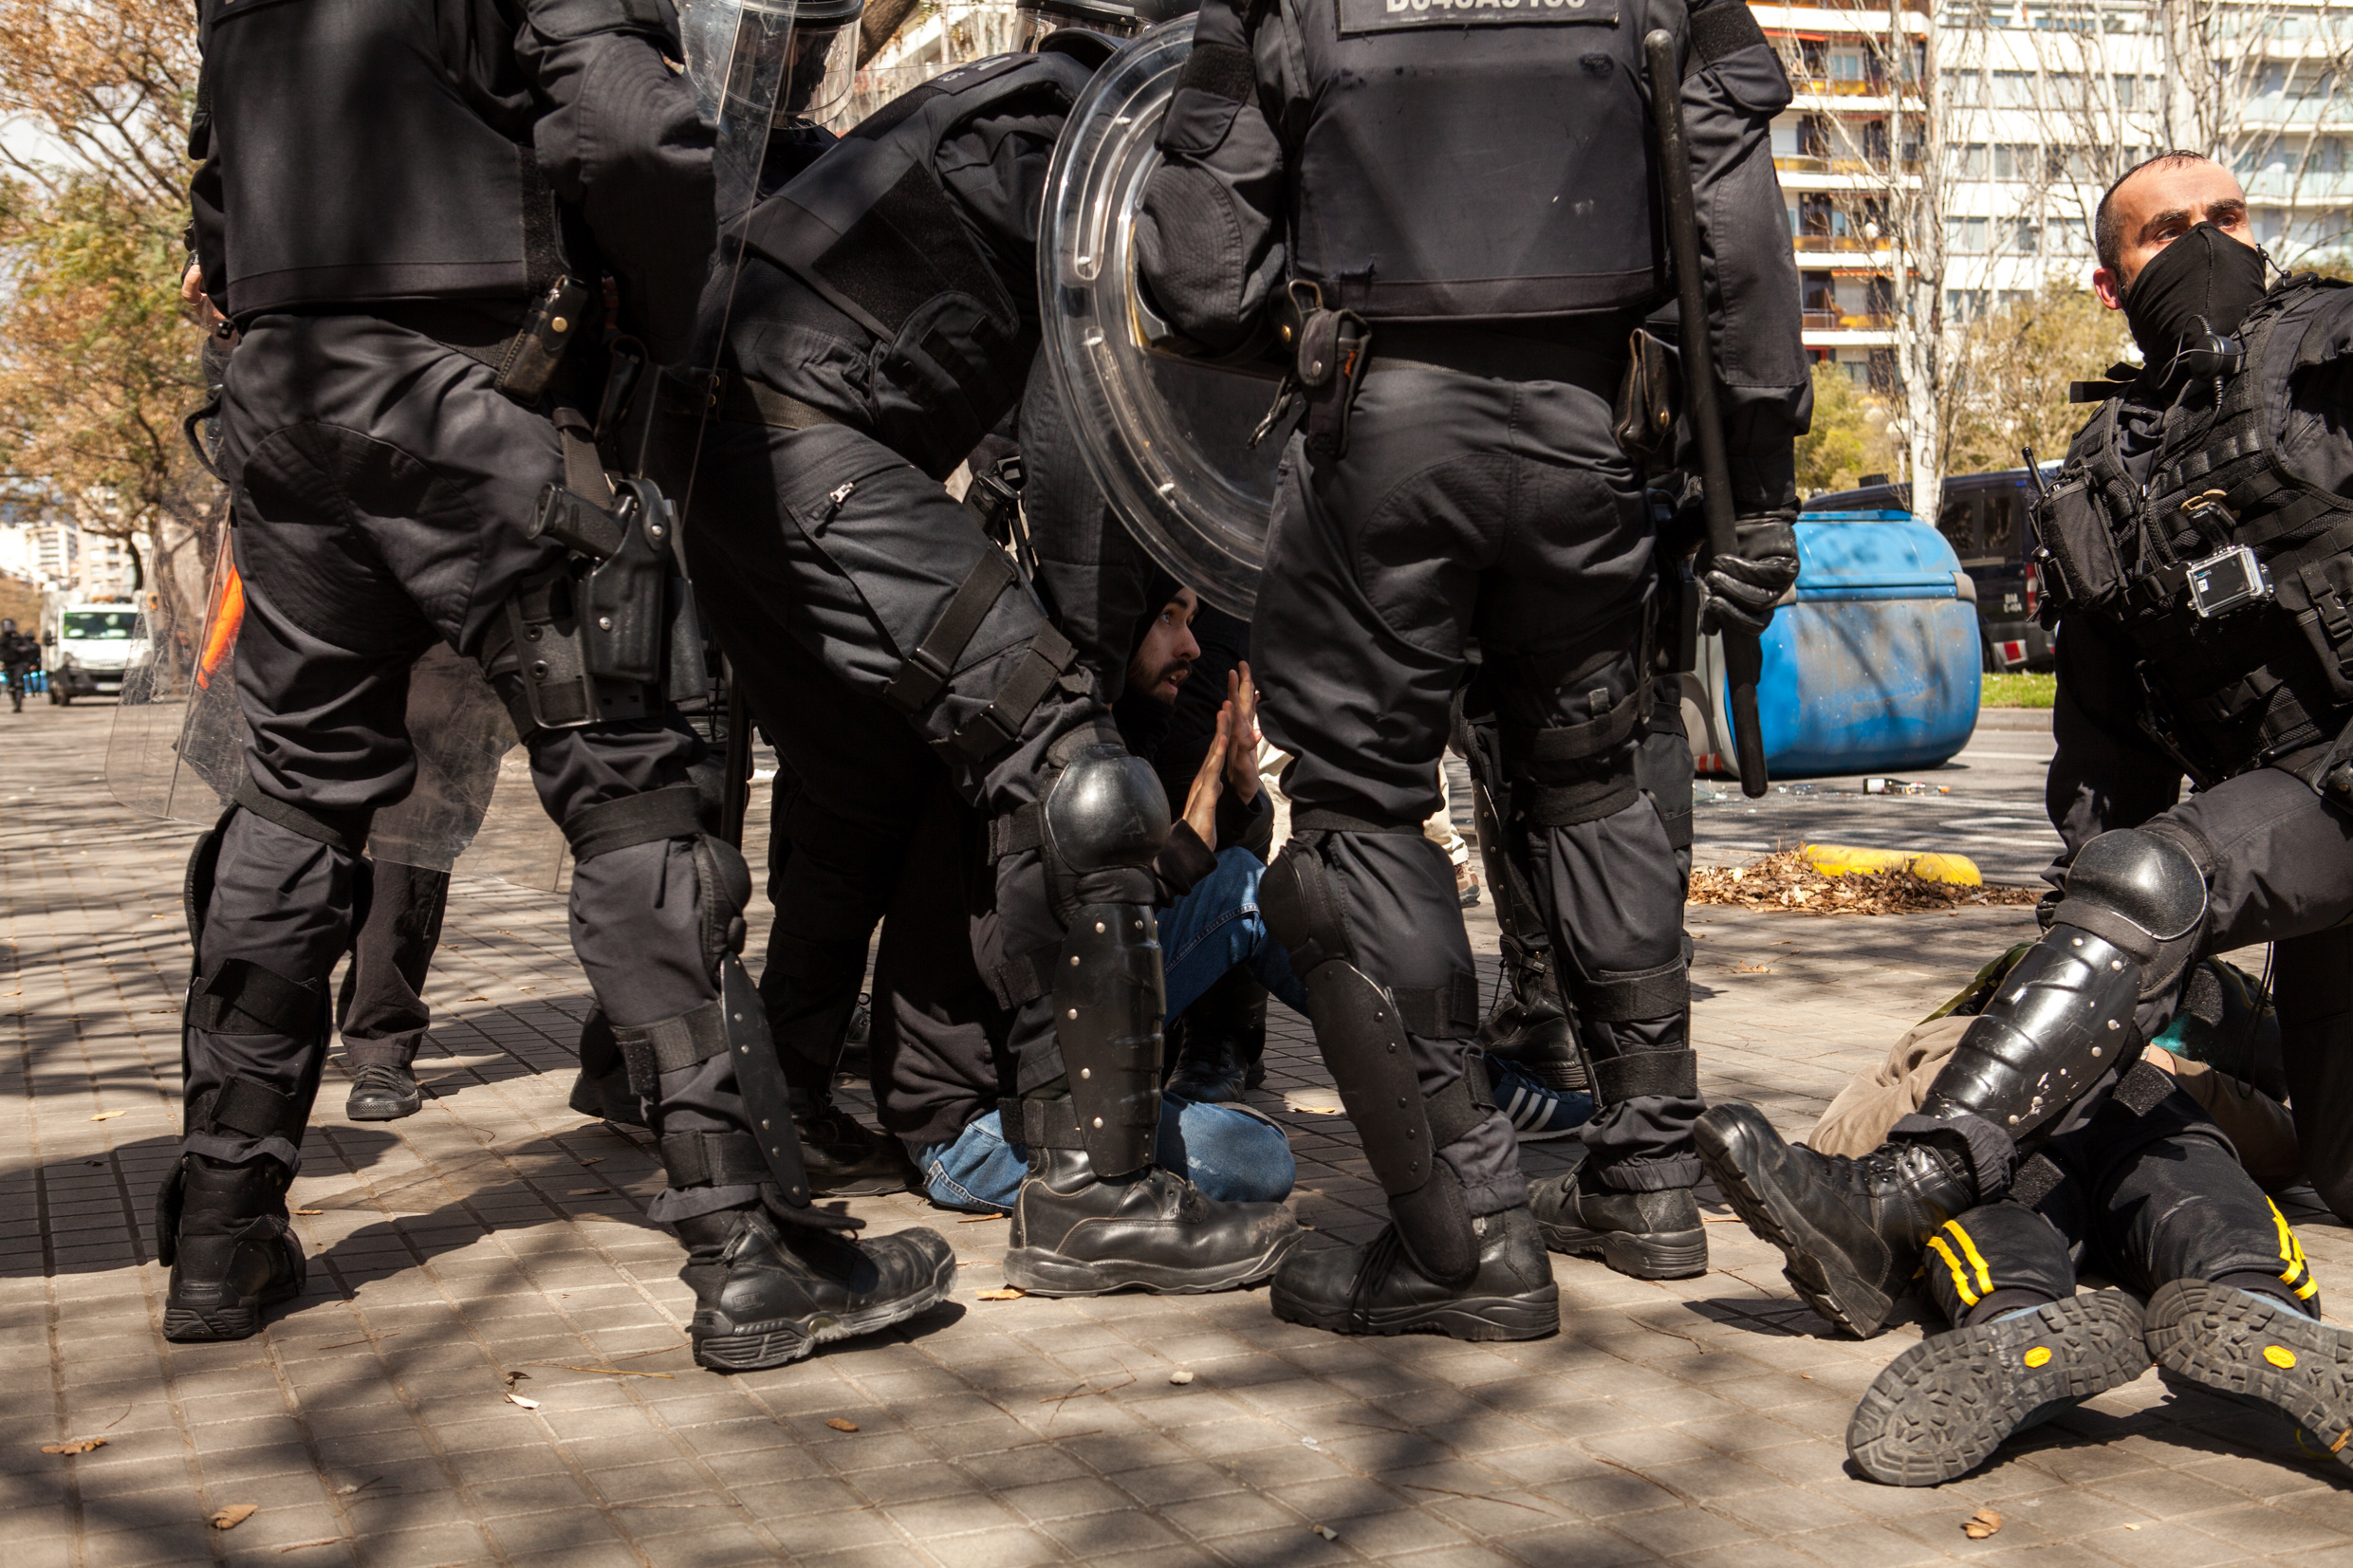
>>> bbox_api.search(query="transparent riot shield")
[1037,16,1291,619]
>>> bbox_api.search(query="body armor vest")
[1278,0,1667,321]
[195,0,592,319]
[739,51,1097,478]
[2039,277,2353,785]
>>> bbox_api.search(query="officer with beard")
[1699,154,2353,1452]
[657,0,1302,1297]
[1132,0,1807,1336]
[178,0,954,1369]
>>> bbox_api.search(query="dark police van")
[1803,466,2056,672]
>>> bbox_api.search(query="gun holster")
[1613,328,1682,471]
[1285,282,1371,463]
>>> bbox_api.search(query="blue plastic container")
[1694,510,1982,778]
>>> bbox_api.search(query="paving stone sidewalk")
[8,702,2353,1568]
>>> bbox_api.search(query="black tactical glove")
[1697,515,1799,636]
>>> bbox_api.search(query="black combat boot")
[1697,1102,1974,1338]
[1270,1205,1559,1341]
[1165,971,1268,1104]
[1004,1145,1301,1295]
[1529,1153,1707,1280]
[1847,1292,2150,1485]
[790,1081,917,1197]
[674,1206,957,1372]
[1478,938,1585,1093]
[345,1063,422,1121]
[157,1153,306,1342]
[2147,1279,2353,1467]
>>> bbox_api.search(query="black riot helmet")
[680,0,866,130]
[1015,0,1197,51]
[778,0,866,122]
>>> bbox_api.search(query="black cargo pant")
[336,859,449,1070]
[201,316,766,1225]
[1922,1085,2316,1328]
[683,420,1120,1095]
[1255,360,1695,1210]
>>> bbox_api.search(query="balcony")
[1802,311,1897,331]
[1794,233,1887,251]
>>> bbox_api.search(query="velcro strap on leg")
[564,784,705,861]
[988,802,1045,862]
[2007,1151,2067,1210]
[658,1130,771,1189]
[1590,1048,1700,1104]
[1389,973,1482,1039]
[1576,958,1688,1023]
[613,999,730,1097]
[1521,774,1640,827]
[233,775,371,856]
[999,1096,1086,1151]
[1522,680,1655,764]
[991,941,1059,1009]
[883,548,1019,714]
[2113,1057,2176,1117]
[946,625,1078,766]
[1423,1072,1489,1150]
[189,958,322,1036]
[1289,809,1424,836]
[189,1076,304,1142]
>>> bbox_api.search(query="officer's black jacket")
[713,52,1097,480]
[189,0,714,361]
[0,632,36,670]
[2045,279,2353,879]
[1133,0,1809,511]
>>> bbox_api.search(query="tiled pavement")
[9,702,2353,1568]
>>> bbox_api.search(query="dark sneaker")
[2147,1280,2353,1465]
[1483,1053,1595,1143]
[1529,1161,1705,1279]
[345,1063,422,1121]
[1848,1292,2150,1486]
[798,1098,917,1197]
[157,1154,306,1342]
[1696,1101,1974,1339]
[675,1207,956,1373]
[1005,1146,1300,1296]
[1270,1206,1559,1342]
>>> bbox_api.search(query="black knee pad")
[2053,827,2209,995]
[1038,742,1168,918]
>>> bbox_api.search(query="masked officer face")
[2093,158,2254,307]
[1126,587,1201,703]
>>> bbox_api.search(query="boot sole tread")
[2147,1280,2353,1465]
[1538,1223,1708,1281]
[1696,1111,1891,1339]
[1004,1230,1301,1298]
[1268,1282,1561,1342]
[694,1254,958,1372]
[1846,1292,2149,1486]
[162,1278,302,1343]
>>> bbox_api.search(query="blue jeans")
[912,1098,1296,1211]
[1159,846,1309,1018]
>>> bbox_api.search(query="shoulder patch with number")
[1337,0,1620,33]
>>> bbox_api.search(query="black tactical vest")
[2038,278,2353,785]
[1278,0,1670,321]
[739,51,1097,478]
[193,0,648,318]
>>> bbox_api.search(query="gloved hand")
[1697,516,1799,636]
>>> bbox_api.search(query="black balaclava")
[2123,222,2270,364]
[1111,567,1185,760]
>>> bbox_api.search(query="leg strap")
[1568,957,1689,1024]
[942,626,1078,767]
[189,958,323,1037]
[882,549,1020,714]
[233,776,370,857]
[614,999,731,1098]
[188,1075,306,1144]
[659,1130,773,1189]
[1589,1048,1699,1105]
[564,784,705,862]
[1000,1095,1087,1152]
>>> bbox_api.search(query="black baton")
[1644,27,1769,800]
[719,655,753,848]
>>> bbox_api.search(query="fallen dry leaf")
[977,1288,1025,1301]
[825,1418,860,1432]
[1692,850,2036,916]
[505,1393,540,1411]
[1730,961,1774,975]
[275,1538,347,1554]
[293,1208,323,1216]
[89,1111,125,1121]
[1168,1370,1195,1386]
[565,1188,609,1197]
[957,1212,1006,1223]
[1962,1507,2002,1540]
[211,1504,258,1530]
[1312,1525,1340,1541]
[41,1438,106,1455]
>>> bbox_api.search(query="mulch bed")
[1688,850,2041,915]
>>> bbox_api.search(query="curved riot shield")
[107,538,569,888]
[1038,17,1292,619]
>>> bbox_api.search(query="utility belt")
[376,274,593,407]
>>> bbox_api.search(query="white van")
[42,599,147,703]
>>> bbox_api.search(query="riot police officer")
[1134,0,1808,1337]
[656,0,1302,1297]
[1697,158,2353,1451]
[178,0,953,1369]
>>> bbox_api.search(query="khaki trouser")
[1808,1019,2303,1195]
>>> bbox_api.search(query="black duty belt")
[1367,324,1625,395]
